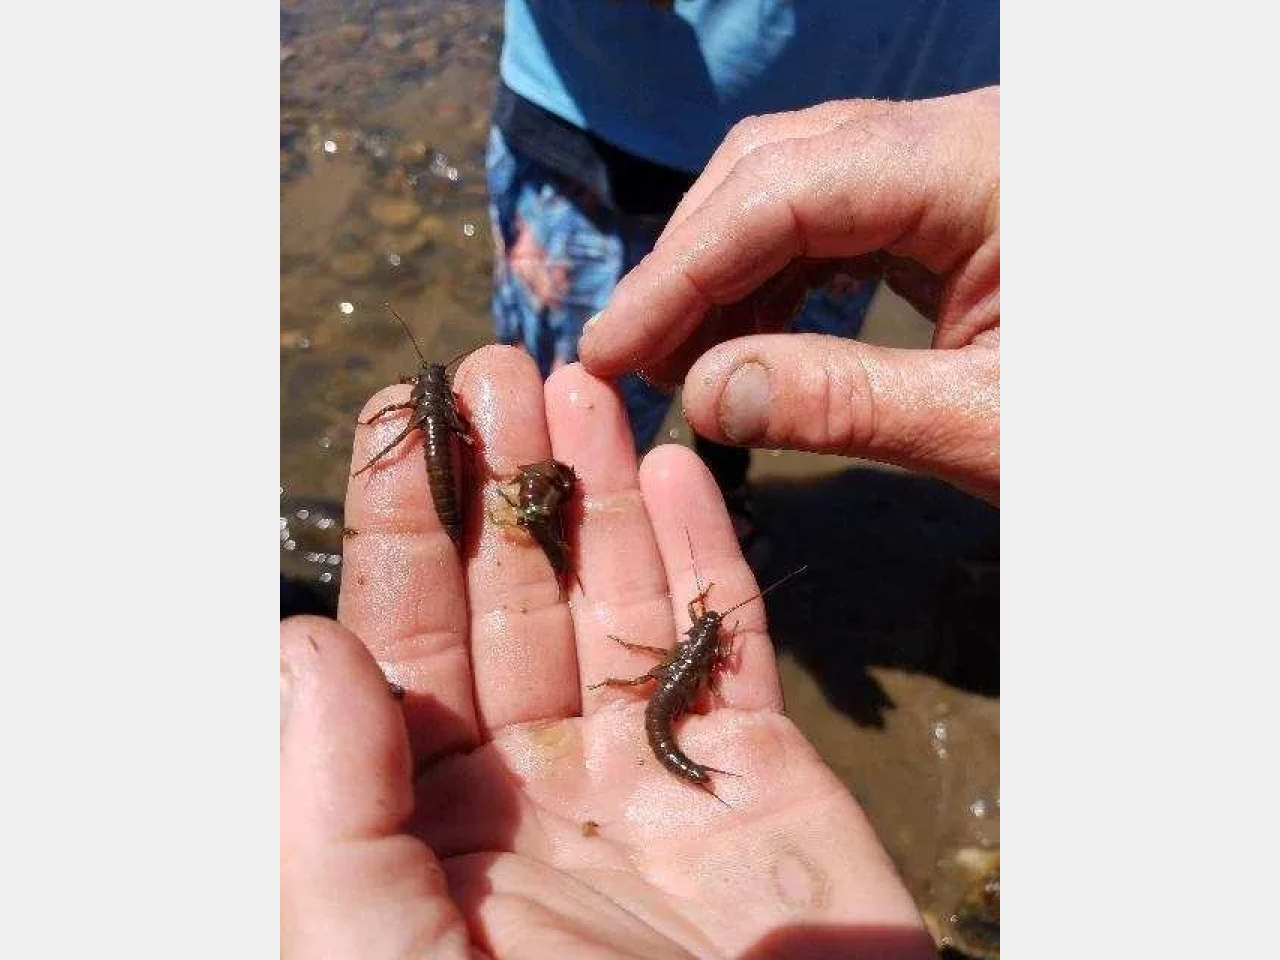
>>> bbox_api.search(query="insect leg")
[587,671,659,690]
[717,623,742,672]
[607,635,670,658]
[687,583,715,623]
[446,393,475,444]
[698,763,741,778]
[352,421,418,477]
[359,400,416,426]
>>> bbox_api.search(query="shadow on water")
[281,573,339,620]
[751,465,999,728]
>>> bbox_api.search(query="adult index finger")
[578,87,1000,380]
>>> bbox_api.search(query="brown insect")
[590,535,806,806]
[353,305,477,549]
[497,460,578,588]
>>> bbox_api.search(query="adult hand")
[578,87,1000,505]
[281,347,936,959]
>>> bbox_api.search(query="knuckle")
[788,342,882,454]
[832,99,933,163]
[723,114,775,160]
[736,137,796,181]
[833,110,904,156]
[825,353,880,452]
[730,142,803,219]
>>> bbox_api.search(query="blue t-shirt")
[500,0,1000,174]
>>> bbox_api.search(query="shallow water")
[281,3,998,953]
[281,0,501,579]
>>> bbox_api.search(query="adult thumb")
[280,616,472,958]
[681,333,999,505]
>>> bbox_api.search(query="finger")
[580,87,1000,377]
[683,333,1000,504]
[639,444,784,711]
[656,100,868,247]
[634,262,813,390]
[280,616,472,958]
[542,363,676,711]
[453,346,580,735]
[339,381,478,764]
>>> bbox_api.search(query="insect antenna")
[685,527,705,595]
[719,565,809,619]
[383,303,428,365]
[696,778,734,808]
[442,343,488,372]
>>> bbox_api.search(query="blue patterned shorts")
[485,126,878,453]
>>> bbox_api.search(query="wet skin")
[282,348,935,959]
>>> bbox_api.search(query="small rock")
[328,251,376,282]
[954,846,999,879]
[337,24,368,45]
[411,38,439,62]
[395,140,430,166]
[375,231,428,257]
[435,100,464,123]
[376,31,406,51]
[416,215,447,242]
[380,168,411,194]
[369,196,423,230]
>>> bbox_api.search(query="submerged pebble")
[328,251,376,282]
[416,215,447,241]
[375,230,428,257]
[336,24,368,45]
[395,140,430,166]
[411,38,440,62]
[369,196,423,229]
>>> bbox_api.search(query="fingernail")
[720,361,770,443]
[583,311,603,334]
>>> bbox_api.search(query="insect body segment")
[352,307,476,549]
[590,581,737,805]
[498,459,578,588]
[589,563,807,807]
